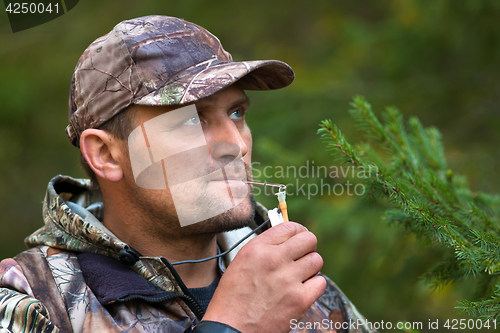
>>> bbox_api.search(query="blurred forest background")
[1,0,499,331]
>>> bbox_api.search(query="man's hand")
[203,222,326,333]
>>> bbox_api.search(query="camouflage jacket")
[0,175,375,333]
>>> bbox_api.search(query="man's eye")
[183,116,201,126]
[230,109,243,120]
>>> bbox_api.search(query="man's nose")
[208,119,248,161]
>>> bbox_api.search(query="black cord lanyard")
[171,219,271,266]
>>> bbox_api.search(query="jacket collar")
[26,175,128,258]
[77,251,161,305]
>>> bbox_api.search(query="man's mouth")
[206,163,248,184]
[208,176,247,183]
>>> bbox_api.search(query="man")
[0,16,374,333]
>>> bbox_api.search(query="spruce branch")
[319,96,500,322]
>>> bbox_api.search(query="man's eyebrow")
[196,96,251,112]
[230,96,251,109]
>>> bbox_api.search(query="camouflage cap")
[66,15,294,147]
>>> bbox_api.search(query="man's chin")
[181,197,256,235]
[170,179,251,228]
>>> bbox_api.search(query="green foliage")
[1,0,500,328]
[319,97,500,321]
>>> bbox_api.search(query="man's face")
[120,84,255,238]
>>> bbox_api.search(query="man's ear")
[80,129,125,182]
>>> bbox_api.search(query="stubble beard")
[126,162,256,240]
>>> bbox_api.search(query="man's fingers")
[258,221,307,245]
[302,274,327,305]
[282,230,318,261]
[292,251,324,282]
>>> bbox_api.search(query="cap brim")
[134,59,294,106]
